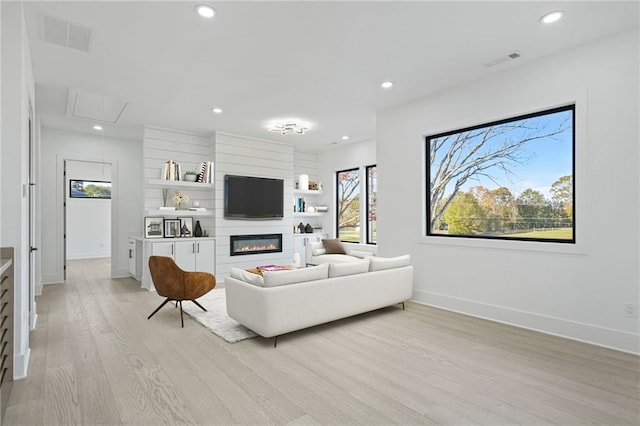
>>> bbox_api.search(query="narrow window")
[426,105,575,243]
[366,165,377,244]
[336,168,360,242]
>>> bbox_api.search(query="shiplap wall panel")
[294,151,319,183]
[143,126,216,240]
[214,132,294,277]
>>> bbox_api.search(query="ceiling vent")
[40,14,92,53]
[66,89,129,124]
[483,51,521,68]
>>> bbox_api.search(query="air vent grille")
[41,14,92,53]
[483,51,521,68]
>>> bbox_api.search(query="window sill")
[418,235,588,256]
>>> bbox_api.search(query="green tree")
[443,192,486,235]
[550,175,573,219]
[516,189,547,229]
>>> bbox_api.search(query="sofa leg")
[402,302,405,310]
[273,336,278,348]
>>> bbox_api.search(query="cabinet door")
[195,240,216,275]
[152,241,174,257]
[293,236,306,266]
[175,241,196,271]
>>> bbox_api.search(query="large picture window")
[426,105,575,243]
[336,168,360,242]
[366,165,377,244]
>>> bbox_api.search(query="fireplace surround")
[230,234,283,256]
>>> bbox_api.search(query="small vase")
[194,220,203,237]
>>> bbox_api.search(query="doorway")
[63,160,112,279]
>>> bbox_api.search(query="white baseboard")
[67,252,110,260]
[412,290,640,355]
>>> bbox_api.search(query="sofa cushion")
[369,254,411,272]
[322,238,346,254]
[263,264,329,287]
[349,249,373,259]
[328,259,370,278]
[229,267,265,287]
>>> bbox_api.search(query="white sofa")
[225,255,412,344]
[306,241,377,265]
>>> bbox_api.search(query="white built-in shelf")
[146,209,213,217]
[147,178,214,189]
[293,189,323,196]
[293,212,325,217]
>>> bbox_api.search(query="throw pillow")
[263,264,329,287]
[322,238,347,254]
[369,254,411,272]
[229,267,265,286]
[328,259,370,278]
[312,248,327,256]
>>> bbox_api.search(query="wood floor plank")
[4,258,639,426]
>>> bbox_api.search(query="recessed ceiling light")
[93,125,103,131]
[381,81,394,89]
[341,135,349,140]
[540,10,564,24]
[195,4,215,18]
[212,107,222,114]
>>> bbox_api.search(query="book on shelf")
[196,161,214,184]
[162,160,182,181]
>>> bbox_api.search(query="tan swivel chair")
[147,256,216,327]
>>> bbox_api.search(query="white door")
[174,240,196,271]
[195,240,215,274]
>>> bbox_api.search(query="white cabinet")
[174,239,215,274]
[128,237,143,281]
[141,237,216,290]
[293,234,326,267]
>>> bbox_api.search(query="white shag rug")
[182,289,258,343]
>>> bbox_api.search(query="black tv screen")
[224,175,284,219]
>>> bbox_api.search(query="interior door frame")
[60,157,117,281]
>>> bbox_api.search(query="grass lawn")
[507,227,573,239]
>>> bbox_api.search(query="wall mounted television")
[224,175,284,219]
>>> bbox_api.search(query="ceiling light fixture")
[195,4,215,18]
[268,122,309,135]
[341,135,349,140]
[93,124,103,131]
[540,10,565,24]
[381,81,394,89]
[212,107,222,114]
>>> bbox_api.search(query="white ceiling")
[23,1,639,151]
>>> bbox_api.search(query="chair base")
[147,298,208,327]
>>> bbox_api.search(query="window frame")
[425,104,576,244]
[365,164,377,245]
[335,167,361,243]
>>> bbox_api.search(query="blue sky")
[432,109,573,200]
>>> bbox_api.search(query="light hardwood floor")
[4,258,639,425]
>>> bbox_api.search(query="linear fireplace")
[230,234,283,256]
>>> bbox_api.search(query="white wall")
[65,160,111,259]
[0,1,36,378]
[377,29,639,354]
[317,138,376,239]
[214,132,294,278]
[40,127,143,283]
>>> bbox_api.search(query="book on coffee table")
[256,264,291,272]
